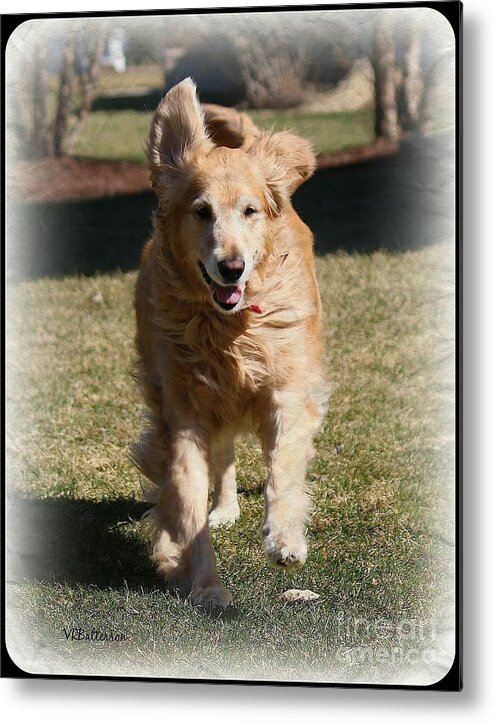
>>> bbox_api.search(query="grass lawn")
[6,244,455,684]
[72,108,374,163]
[250,108,374,154]
[71,110,153,164]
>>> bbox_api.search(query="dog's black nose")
[217,257,245,283]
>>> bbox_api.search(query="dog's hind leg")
[208,431,240,528]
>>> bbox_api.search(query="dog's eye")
[195,205,213,221]
[245,206,257,217]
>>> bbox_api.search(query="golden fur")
[132,79,328,609]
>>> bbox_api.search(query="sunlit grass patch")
[73,108,374,163]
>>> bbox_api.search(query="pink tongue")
[212,282,243,305]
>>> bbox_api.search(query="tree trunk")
[79,31,105,118]
[419,50,452,136]
[31,41,50,158]
[401,21,423,131]
[372,12,399,141]
[65,31,105,155]
[53,33,77,157]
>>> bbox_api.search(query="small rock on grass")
[279,589,320,603]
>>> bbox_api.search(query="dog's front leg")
[153,427,232,610]
[208,431,240,528]
[259,389,315,568]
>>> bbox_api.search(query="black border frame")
[1,1,463,691]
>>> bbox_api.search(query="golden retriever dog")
[132,79,328,609]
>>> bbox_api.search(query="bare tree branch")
[232,20,311,109]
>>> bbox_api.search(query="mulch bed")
[8,157,152,204]
[7,139,399,204]
[316,138,399,170]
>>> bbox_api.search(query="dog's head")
[147,78,316,314]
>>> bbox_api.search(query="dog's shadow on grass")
[7,495,245,618]
[7,495,161,592]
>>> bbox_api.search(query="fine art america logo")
[63,627,128,642]
[334,613,446,667]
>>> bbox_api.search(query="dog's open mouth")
[199,261,244,312]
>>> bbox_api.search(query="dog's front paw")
[191,583,233,610]
[208,501,240,528]
[262,525,307,568]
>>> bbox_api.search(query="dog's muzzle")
[199,261,245,312]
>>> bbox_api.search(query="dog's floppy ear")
[202,103,260,149]
[147,78,213,187]
[249,130,316,209]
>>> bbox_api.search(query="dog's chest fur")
[160,307,294,428]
